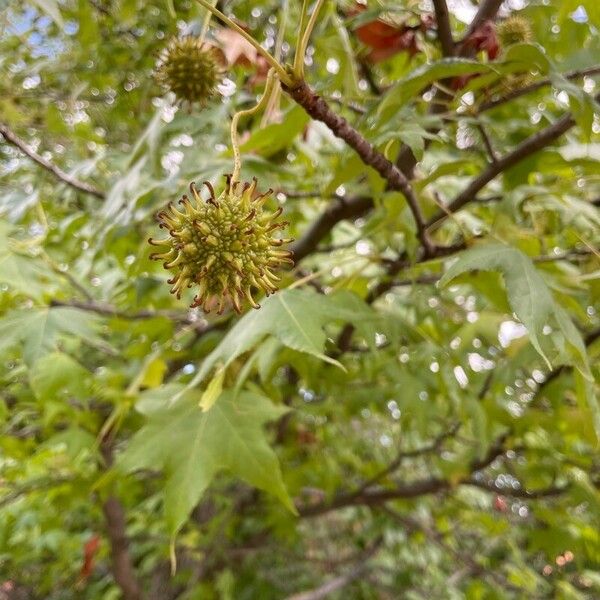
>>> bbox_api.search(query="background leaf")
[119,389,294,536]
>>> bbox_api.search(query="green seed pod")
[155,36,226,106]
[496,16,534,94]
[149,177,294,314]
[497,16,533,47]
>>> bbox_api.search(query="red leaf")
[493,495,508,512]
[463,20,500,60]
[213,27,269,85]
[79,534,101,582]
[355,19,405,50]
[452,21,500,89]
[349,3,423,63]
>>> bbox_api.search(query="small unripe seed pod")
[155,36,226,107]
[497,16,533,47]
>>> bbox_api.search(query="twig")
[479,65,600,113]
[475,121,498,163]
[0,475,74,509]
[100,439,143,600]
[349,423,460,498]
[298,434,508,517]
[284,81,433,254]
[460,0,504,42]
[394,0,505,178]
[284,538,382,600]
[49,298,219,333]
[534,248,596,263]
[388,274,441,287]
[426,112,576,228]
[0,123,105,199]
[290,195,373,262]
[432,0,454,56]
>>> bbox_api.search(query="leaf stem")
[192,0,292,86]
[198,0,216,43]
[230,69,277,183]
[293,0,310,78]
[294,0,326,80]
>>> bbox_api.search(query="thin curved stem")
[293,0,310,78]
[192,0,292,86]
[230,69,277,183]
[294,0,326,81]
[262,0,288,127]
[198,0,216,42]
[275,0,288,62]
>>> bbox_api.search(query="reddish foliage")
[493,495,508,512]
[452,21,500,89]
[464,20,500,60]
[350,3,435,63]
[296,426,317,446]
[78,534,101,583]
[214,26,269,85]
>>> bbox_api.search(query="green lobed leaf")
[439,243,589,373]
[377,59,496,120]
[0,307,100,366]
[0,222,55,299]
[29,352,91,402]
[118,388,295,537]
[190,288,376,388]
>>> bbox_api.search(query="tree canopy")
[0,0,599,598]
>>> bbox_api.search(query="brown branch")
[100,440,143,600]
[349,423,460,498]
[299,476,448,516]
[335,241,466,352]
[284,81,433,254]
[426,112,576,228]
[394,0,505,178]
[290,195,373,262]
[0,123,105,199]
[475,121,498,163]
[479,65,600,113]
[461,0,504,41]
[284,538,382,600]
[466,478,567,499]
[299,434,508,517]
[49,298,221,333]
[432,0,455,56]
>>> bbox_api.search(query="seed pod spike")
[203,181,216,200]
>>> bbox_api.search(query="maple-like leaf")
[118,388,295,537]
[189,288,377,389]
[439,243,589,373]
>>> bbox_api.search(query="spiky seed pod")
[149,177,294,314]
[495,17,534,94]
[155,36,226,106]
[497,16,533,47]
